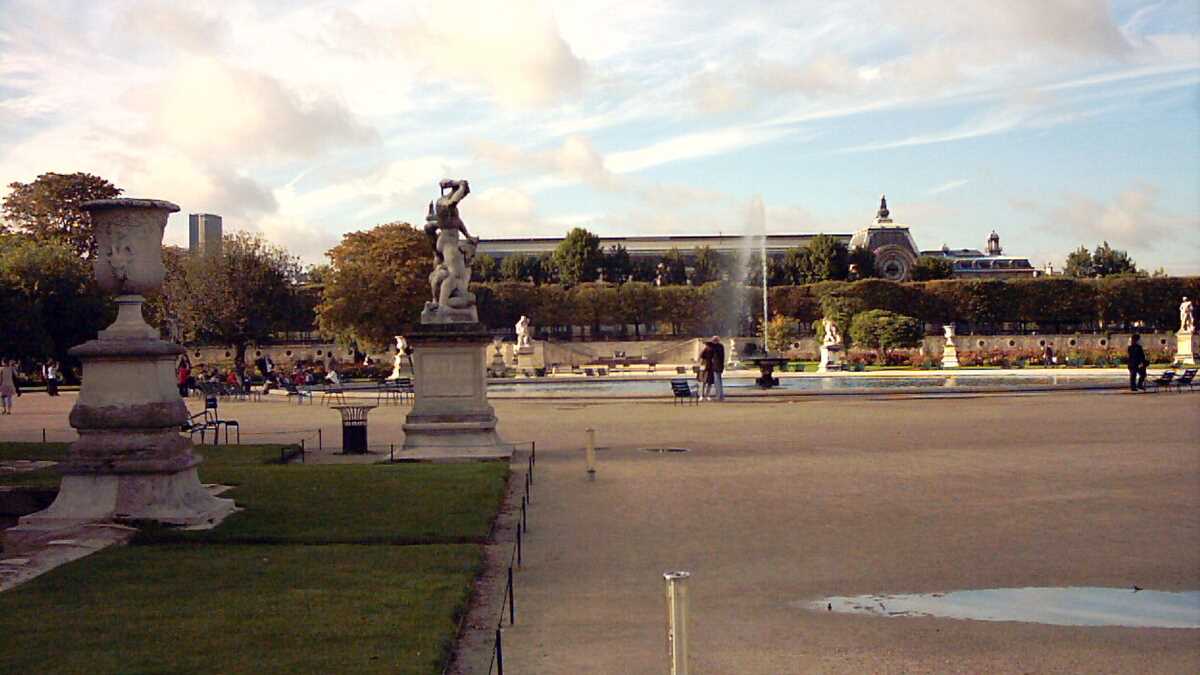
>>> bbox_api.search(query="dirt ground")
[3,389,1199,673]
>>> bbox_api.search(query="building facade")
[188,213,223,257]
[477,195,1037,281]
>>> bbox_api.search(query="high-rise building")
[188,214,223,256]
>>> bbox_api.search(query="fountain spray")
[749,195,768,354]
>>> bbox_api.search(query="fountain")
[740,196,788,388]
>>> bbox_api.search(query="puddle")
[811,587,1200,628]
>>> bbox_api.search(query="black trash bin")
[332,405,375,454]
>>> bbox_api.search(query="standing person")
[1042,343,1055,367]
[254,354,269,379]
[177,360,191,398]
[43,358,60,396]
[697,342,715,401]
[708,335,726,401]
[1127,334,1147,392]
[0,358,19,414]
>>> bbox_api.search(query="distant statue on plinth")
[818,317,843,372]
[1178,297,1196,366]
[941,324,960,368]
[515,315,532,350]
[1180,297,1195,334]
[388,335,409,380]
[423,179,480,323]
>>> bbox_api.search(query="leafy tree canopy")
[849,309,924,359]
[1065,242,1138,278]
[2,172,122,258]
[910,255,955,281]
[553,227,602,285]
[317,222,432,349]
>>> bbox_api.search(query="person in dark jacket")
[1127,334,1147,392]
[699,336,726,401]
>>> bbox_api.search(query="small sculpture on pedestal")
[515,315,532,350]
[941,324,960,369]
[818,317,844,372]
[388,335,409,380]
[1178,296,1196,365]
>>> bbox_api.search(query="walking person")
[708,335,726,401]
[42,358,60,396]
[0,358,20,415]
[1127,334,1148,392]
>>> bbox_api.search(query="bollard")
[508,566,516,625]
[318,428,323,451]
[42,428,46,443]
[495,628,504,675]
[516,521,522,566]
[664,571,691,675]
[585,428,596,480]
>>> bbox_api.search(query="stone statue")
[822,317,842,347]
[941,324,960,368]
[1181,296,1195,333]
[943,324,956,344]
[423,179,480,323]
[389,335,408,380]
[515,315,532,349]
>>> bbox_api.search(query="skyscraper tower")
[188,214,223,256]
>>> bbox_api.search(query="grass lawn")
[0,543,482,674]
[0,443,510,674]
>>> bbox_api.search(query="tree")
[570,282,619,337]
[1092,241,1138,277]
[691,246,721,285]
[762,314,799,353]
[2,172,122,258]
[848,246,877,279]
[602,244,632,283]
[617,281,658,338]
[472,253,499,282]
[656,285,698,335]
[0,234,110,368]
[818,292,865,347]
[553,227,603,285]
[910,255,954,281]
[500,254,542,283]
[165,232,300,363]
[659,248,688,285]
[849,310,923,362]
[1064,246,1093,278]
[798,234,849,283]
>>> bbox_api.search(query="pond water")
[811,587,1200,628]
[486,374,1123,395]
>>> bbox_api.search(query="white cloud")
[927,179,971,196]
[606,126,798,174]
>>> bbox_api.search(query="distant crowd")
[175,353,348,398]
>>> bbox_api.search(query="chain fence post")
[664,571,691,675]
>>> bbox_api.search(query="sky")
[1,0,1198,272]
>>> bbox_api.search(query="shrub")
[849,310,923,362]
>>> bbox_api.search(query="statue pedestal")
[5,338,235,555]
[401,324,510,461]
[1178,332,1196,366]
[515,342,543,370]
[818,344,843,372]
[941,342,960,369]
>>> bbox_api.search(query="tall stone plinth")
[401,324,510,461]
[5,338,235,554]
[941,342,960,368]
[1178,332,1196,365]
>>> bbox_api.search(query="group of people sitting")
[176,354,341,398]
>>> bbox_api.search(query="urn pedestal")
[4,199,235,554]
[941,341,961,369]
[818,344,843,372]
[1178,332,1196,366]
[401,324,510,461]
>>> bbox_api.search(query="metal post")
[318,428,323,451]
[531,440,536,466]
[42,428,46,443]
[507,566,516,625]
[516,521,522,566]
[495,628,504,675]
[585,428,596,480]
[390,443,394,462]
[521,495,527,532]
[664,571,691,675]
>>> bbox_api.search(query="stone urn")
[5,199,235,554]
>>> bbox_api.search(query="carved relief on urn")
[83,198,179,297]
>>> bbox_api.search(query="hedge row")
[469,276,1200,335]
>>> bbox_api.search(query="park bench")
[1172,368,1196,392]
[1146,370,1175,392]
[670,379,699,405]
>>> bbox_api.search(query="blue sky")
[1,0,1197,272]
